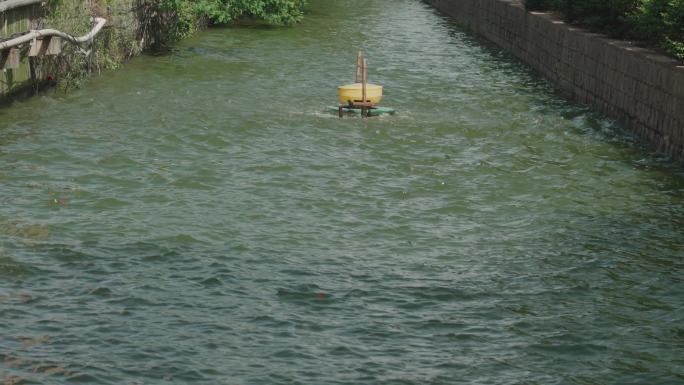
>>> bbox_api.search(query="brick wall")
[426,0,684,159]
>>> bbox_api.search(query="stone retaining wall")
[426,0,684,159]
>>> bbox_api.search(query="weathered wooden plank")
[29,36,61,56]
[1,3,38,96]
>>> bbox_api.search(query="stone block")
[622,75,637,95]
[563,28,578,51]
[665,116,680,142]
[611,86,624,107]
[576,88,589,104]
[541,20,555,39]
[567,49,579,69]
[607,103,621,118]
[544,64,557,80]
[635,81,650,104]
[560,47,571,65]
[552,57,563,77]
[534,34,547,52]
[644,54,679,84]
[552,39,564,58]
[609,70,622,90]
[673,67,684,99]
[674,119,684,139]
[582,54,593,73]
[605,40,627,70]
[589,76,601,95]
[626,96,639,117]
[672,96,684,121]
[558,74,573,91]
[581,32,601,56]
[640,83,654,107]
[622,51,642,78]
[548,34,561,54]
[639,57,660,86]
[606,83,620,106]
[636,101,650,119]
[594,79,605,98]
[604,83,616,103]
[572,69,583,86]
[616,91,630,111]
[595,62,607,83]
[657,112,669,136]
[578,71,588,90]
[653,67,675,92]
[649,89,667,113]
[526,13,539,31]
[508,3,526,25]
[585,34,605,61]
[648,106,660,128]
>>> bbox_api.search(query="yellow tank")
[338,83,383,105]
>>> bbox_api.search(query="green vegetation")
[524,0,684,61]
[139,0,307,46]
[42,0,143,90]
[195,0,307,25]
[35,0,306,91]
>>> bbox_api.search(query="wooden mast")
[362,58,368,117]
[355,50,363,83]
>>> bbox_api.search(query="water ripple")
[1,0,683,384]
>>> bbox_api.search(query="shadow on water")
[438,12,681,170]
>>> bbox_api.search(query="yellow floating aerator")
[333,50,394,118]
[338,83,383,105]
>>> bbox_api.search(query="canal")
[1,0,683,383]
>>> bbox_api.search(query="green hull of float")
[327,106,396,117]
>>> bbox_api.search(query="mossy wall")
[34,0,145,91]
[0,0,161,98]
[0,3,40,96]
[1,0,305,100]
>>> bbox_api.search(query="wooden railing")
[0,0,44,13]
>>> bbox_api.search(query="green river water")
[1,0,684,383]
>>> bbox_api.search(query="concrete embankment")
[425,0,684,160]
